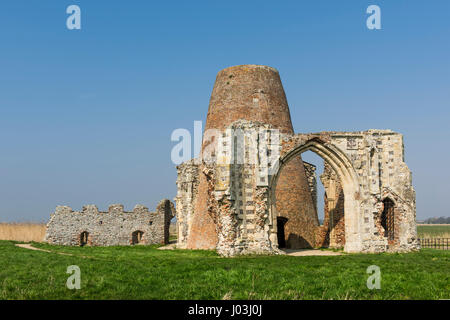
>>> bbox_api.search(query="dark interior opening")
[277,217,288,248]
[80,231,89,247]
[132,230,144,245]
[381,198,395,241]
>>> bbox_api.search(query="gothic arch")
[268,137,363,253]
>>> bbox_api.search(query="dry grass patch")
[417,224,450,239]
[0,223,45,242]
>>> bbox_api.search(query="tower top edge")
[218,65,279,74]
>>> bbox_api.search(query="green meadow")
[1,240,448,300]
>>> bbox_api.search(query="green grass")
[1,240,449,300]
[417,225,450,238]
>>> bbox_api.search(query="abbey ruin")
[44,64,419,255]
[175,65,419,256]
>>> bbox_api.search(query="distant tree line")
[420,217,450,224]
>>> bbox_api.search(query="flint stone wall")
[303,161,318,219]
[175,159,199,249]
[176,120,419,256]
[316,161,345,248]
[44,199,174,246]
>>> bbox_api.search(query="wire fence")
[418,238,450,250]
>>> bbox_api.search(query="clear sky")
[0,1,449,222]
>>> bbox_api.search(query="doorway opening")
[132,230,144,245]
[80,231,89,246]
[272,148,346,249]
[277,217,288,248]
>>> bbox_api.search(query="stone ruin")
[44,64,419,255]
[44,199,174,246]
[175,65,420,256]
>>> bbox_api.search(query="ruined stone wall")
[317,162,345,248]
[279,129,419,253]
[174,65,418,256]
[44,199,174,246]
[210,122,274,255]
[303,162,318,218]
[187,65,317,250]
[330,130,418,252]
[175,122,419,256]
[175,160,199,248]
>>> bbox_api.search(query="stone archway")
[175,122,418,256]
[268,137,363,253]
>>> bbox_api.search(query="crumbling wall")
[303,161,318,220]
[317,162,345,248]
[318,130,418,252]
[175,120,419,256]
[187,65,318,251]
[212,121,276,256]
[44,199,174,246]
[175,160,199,248]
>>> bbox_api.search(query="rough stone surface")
[175,65,419,256]
[303,162,318,216]
[44,199,174,246]
[316,162,345,248]
[186,64,318,250]
[175,159,200,249]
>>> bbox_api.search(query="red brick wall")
[276,157,319,249]
[187,65,317,249]
[186,166,218,249]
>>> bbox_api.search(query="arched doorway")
[269,138,362,253]
[80,231,89,246]
[132,231,144,245]
[277,217,288,248]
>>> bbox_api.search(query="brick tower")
[187,65,318,249]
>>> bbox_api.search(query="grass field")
[1,240,449,300]
[417,224,450,238]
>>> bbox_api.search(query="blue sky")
[0,1,449,221]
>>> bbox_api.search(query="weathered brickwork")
[186,65,318,250]
[275,157,318,249]
[175,65,419,256]
[44,199,174,246]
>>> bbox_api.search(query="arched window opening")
[80,231,89,247]
[132,231,144,245]
[381,198,395,241]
